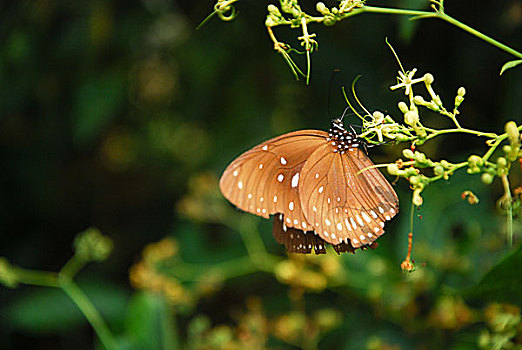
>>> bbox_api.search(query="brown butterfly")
[219,118,399,254]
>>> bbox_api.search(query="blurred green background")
[1,0,521,349]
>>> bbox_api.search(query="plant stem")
[15,268,59,288]
[437,12,522,59]
[59,277,119,350]
[500,175,514,247]
[350,6,522,59]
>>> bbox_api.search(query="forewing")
[219,130,328,230]
[299,145,399,249]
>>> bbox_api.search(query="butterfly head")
[328,118,359,154]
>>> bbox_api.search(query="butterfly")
[219,118,399,254]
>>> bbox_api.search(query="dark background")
[1,0,521,349]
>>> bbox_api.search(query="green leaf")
[123,292,179,350]
[464,245,522,306]
[4,280,129,333]
[500,59,522,75]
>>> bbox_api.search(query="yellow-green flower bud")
[404,110,419,126]
[398,101,409,114]
[412,189,423,206]
[404,167,419,177]
[497,157,507,167]
[387,163,400,176]
[502,145,512,154]
[433,165,444,176]
[413,95,425,105]
[423,73,434,84]
[372,111,384,122]
[467,155,483,167]
[409,175,421,186]
[402,149,414,159]
[268,4,281,16]
[316,2,329,14]
[292,8,300,17]
[457,87,466,96]
[481,173,494,185]
[505,121,520,145]
[440,160,449,167]
[74,228,113,262]
[265,16,277,27]
[414,151,427,163]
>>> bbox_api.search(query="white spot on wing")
[289,201,294,210]
[262,145,268,151]
[356,215,364,227]
[390,208,396,214]
[302,222,307,229]
[315,173,320,179]
[259,163,263,170]
[385,215,391,220]
[294,219,298,225]
[345,218,352,231]
[313,206,317,212]
[318,186,324,193]
[280,157,287,165]
[362,212,371,223]
[336,223,343,231]
[238,181,243,189]
[352,238,359,244]
[325,219,331,226]
[350,217,357,230]
[291,173,300,188]
[360,235,366,241]
[370,210,377,218]
[379,206,385,214]
[331,233,337,239]
[248,193,252,199]
[233,170,238,177]
[260,197,264,202]
[277,174,284,182]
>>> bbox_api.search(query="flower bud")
[467,155,483,167]
[268,4,281,16]
[433,165,444,176]
[505,121,520,145]
[409,175,422,186]
[316,2,329,14]
[387,163,400,176]
[404,110,419,126]
[265,16,276,27]
[372,111,384,122]
[74,228,113,262]
[481,173,494,185]
[402,149,414,159]
[398,101,409,114]
[457,87,466,96]
[502,145,512,154]
[413,95,425,105]
[414,151,427,164]
[423,73,434,84]
[412,189,423,206]
[496,157,507,167]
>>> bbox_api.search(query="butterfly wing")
[299,145,399,249]
[219,130,328,231]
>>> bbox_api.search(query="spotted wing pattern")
[219,130,328,231]
[299,145,399,249]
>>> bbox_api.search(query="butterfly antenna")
[341,85,364,121]
[328,69,341,119]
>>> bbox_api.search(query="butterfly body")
[219,119,398,254]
